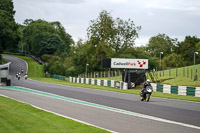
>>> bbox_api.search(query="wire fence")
[77,64,200,83]
[147,64,200,82]
[78,70,122,79]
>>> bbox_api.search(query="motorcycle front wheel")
[140,96,144,101]
[145,94,150,102]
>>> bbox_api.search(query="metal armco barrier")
[50,74,65,80]
[69,77,128,90]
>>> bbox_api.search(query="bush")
[66,66,77,76]
[48,61,66,75]
[162,53,186,67]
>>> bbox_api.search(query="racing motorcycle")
[140,86,153,102]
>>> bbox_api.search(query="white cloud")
[147,12,155,16]
[143,0,200,15]
[109,0,128,3]
[13,0,200,46]
[135,36,150,47]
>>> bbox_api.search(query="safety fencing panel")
[81,78,84,84]
[104,80,108,87]
[163,85,171,94]
[86,78,89,84]
[171,86,178,94]
[97,79,101,86]
[186,87,196,96]
[157,84,163,92]
[151,83,200,97]
[151,83,157,92]
[69,77,128,90]
[111,80,116,88]
[178,86,187,96]
[195,87,200,97]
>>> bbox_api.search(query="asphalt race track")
[1,55,200,133]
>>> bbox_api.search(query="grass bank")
[148,65,200,87]
[0,96,109,133]
[0,57,8,64]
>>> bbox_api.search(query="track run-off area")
[1,55,200,133]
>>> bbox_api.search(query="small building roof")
[0,62,11,69]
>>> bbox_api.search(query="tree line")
[1,0,200,76]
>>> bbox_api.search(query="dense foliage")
[174,36,200,66]
[22,19,73,57]
[1,1,200,75]
[0,0,19,62]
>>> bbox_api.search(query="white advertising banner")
[111,58,148,69]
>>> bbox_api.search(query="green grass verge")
[0,57,8,64]
[0,96,109,133]
[4,54,200,102]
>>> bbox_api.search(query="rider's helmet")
[146,79,150,85]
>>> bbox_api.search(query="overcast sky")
[13,0,200,46]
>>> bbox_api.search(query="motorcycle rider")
[140,79,151,99]
[21,69,24,74]
[24,73,28,80]
[17,72,21,80]
[16,73,18,78]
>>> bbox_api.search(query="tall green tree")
[87,10,115,47]
[39,35,63,56]
[0,0,15,16]
[113,18,141,53]
[85,10,140,71]
[22,19,73,57]
[69,40,90,74]
[174,36,200,65]
[88,41,114,71]
[51,21,73,57]
[87,10,141,54]
[147,34,176,57]
[23,19,57,56]
[162,53,186,67]
[196,41,200,51]
[0,0,19,60]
